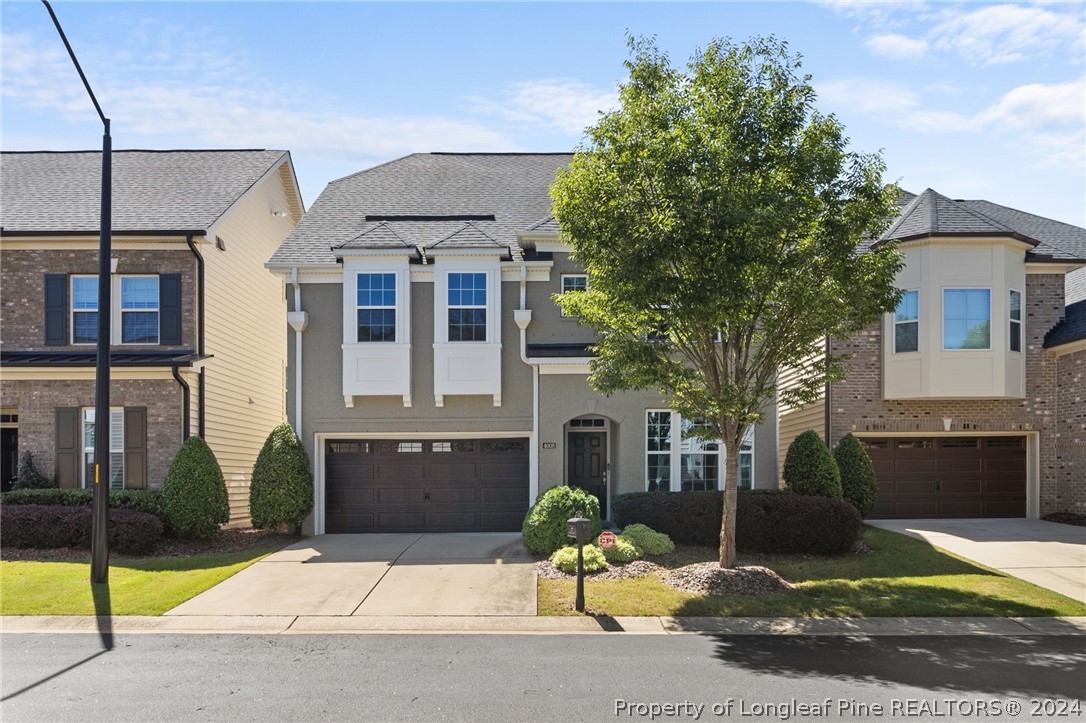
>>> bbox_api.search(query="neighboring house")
[268,153,778,534]
[779,189,1086,519]
[0,150,303,523]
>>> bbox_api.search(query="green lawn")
[539,527,1086,618]
[1,548,277,616]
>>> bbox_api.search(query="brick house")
[779,189,1086,519]
[0,150,303,523]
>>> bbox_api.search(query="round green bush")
[163,436,229,539]
[521,485,602,555]
[834,433,878,517]
[250,423,314,531]
[783,430,843,499]
[550,544,608,574]
[601,535,643,563]
[619,523,675,555]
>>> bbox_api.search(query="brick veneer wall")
[0,248,196,351]
[0,379,183,490]
[1055,348,1085,513]
[828,273,1069,515]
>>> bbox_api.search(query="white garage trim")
[312,430,533,535]
[853,431,1039,519]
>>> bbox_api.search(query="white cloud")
[930,4,1085,65]
[864,33,929,59]
[467,79,618,136]
[818,78,920,115]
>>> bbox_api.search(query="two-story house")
[0,149,303,522]
[779,189,1086,519]
[267,153,778,535]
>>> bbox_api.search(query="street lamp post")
[42,0,112,584]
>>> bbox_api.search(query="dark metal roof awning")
[0,349,206,367]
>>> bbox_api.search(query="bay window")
[943,288,991,350]
[1009,289,1022,352]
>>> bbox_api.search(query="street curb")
[3,615,1085,636]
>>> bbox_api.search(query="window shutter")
[123,407,148,490]
[44,274,68,346]
[159,273,182,346]
[54,407,79,489]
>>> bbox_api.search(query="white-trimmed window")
[71,276,98,345]
[447,272,487,342]
[1009,289,1022,352]
[943,288,991,350]
[356,273,397,342]
[82,407,123,490]
[646,411,754,491]
[560,274,588,317]
[894,289,919,353]
[120,276,159,344]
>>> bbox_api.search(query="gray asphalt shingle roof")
[427,222,504,250]
[269,153,572,265]
[336,222,416,251]
[0,149,289,234]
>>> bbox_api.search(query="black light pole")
[42,0,112,583]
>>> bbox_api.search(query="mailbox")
[567,515,593,545]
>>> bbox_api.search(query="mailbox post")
[566,512,593,613]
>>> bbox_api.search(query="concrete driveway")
[165,533,537,617]
[867,519,1086,603]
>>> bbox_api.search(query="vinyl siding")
[201,166,296,523]
[777,343,826,484]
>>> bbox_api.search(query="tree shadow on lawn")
[703,634,1086,700]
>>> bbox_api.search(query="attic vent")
[364,215,496,222]
[215,236,227,251]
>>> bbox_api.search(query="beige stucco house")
[0,149,304,523]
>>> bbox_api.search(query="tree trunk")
[719,438,740,569]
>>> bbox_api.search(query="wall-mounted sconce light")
[110,257,119,273]
[943,417,953,432]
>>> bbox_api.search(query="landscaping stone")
[660,564,796,596]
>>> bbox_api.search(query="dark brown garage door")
[324,438,529,533]
[861,436,1026,519]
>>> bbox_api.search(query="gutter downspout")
[172,366,191,441]
[514,265,539,502]
[186,235,206,436]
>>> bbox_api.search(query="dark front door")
[568,431,607,517]
[1,428,17,492]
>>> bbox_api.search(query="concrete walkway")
[868,518,1086,603]
[164,533,537,617]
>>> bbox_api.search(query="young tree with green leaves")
[551,36,902,568]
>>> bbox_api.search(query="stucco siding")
[524,252,596,346]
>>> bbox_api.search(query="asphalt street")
[2,633,1084,722]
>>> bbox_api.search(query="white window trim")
[446,271,489,343]
[644,409,755,492]
[1009,288,1023,354]
[941,286,993,352]
[81,406,124,490]
[893,288,920,354]
[559,274,588,318]
[70,275,161,346]
[355,272,398,343]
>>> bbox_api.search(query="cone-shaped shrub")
[783,430,842,498]
[834,433,878,516]
[14,451,53,489]
[163,436,229,539]
[249,423,314,531]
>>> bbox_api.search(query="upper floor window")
[71,276,99,345]
[894,290,919,353]
[560,274,588,317]
[943,288,990,350]
[120,276,159,344]
[357,273,396,342]
[1009,290,1022,352]
[447,272,487,342]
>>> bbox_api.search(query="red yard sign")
[598,531,617,549]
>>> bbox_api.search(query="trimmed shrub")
[783,430,842,499]
[601,536,642,563]
[619,523,675,555]
[834,433,878,517]
[0,504,162,554]
[613,490,862,555]
[522,485,602,555]
[163,436,229,539]
[0,488,170,531]
[13,451,53,489]
[550,544,608,574]
[249,423,314,531]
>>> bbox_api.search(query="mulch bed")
[1042,512,1086,528]
[1,528,301,562]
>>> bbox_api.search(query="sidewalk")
[4,615,1086,636]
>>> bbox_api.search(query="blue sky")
[3,1,1083,225]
